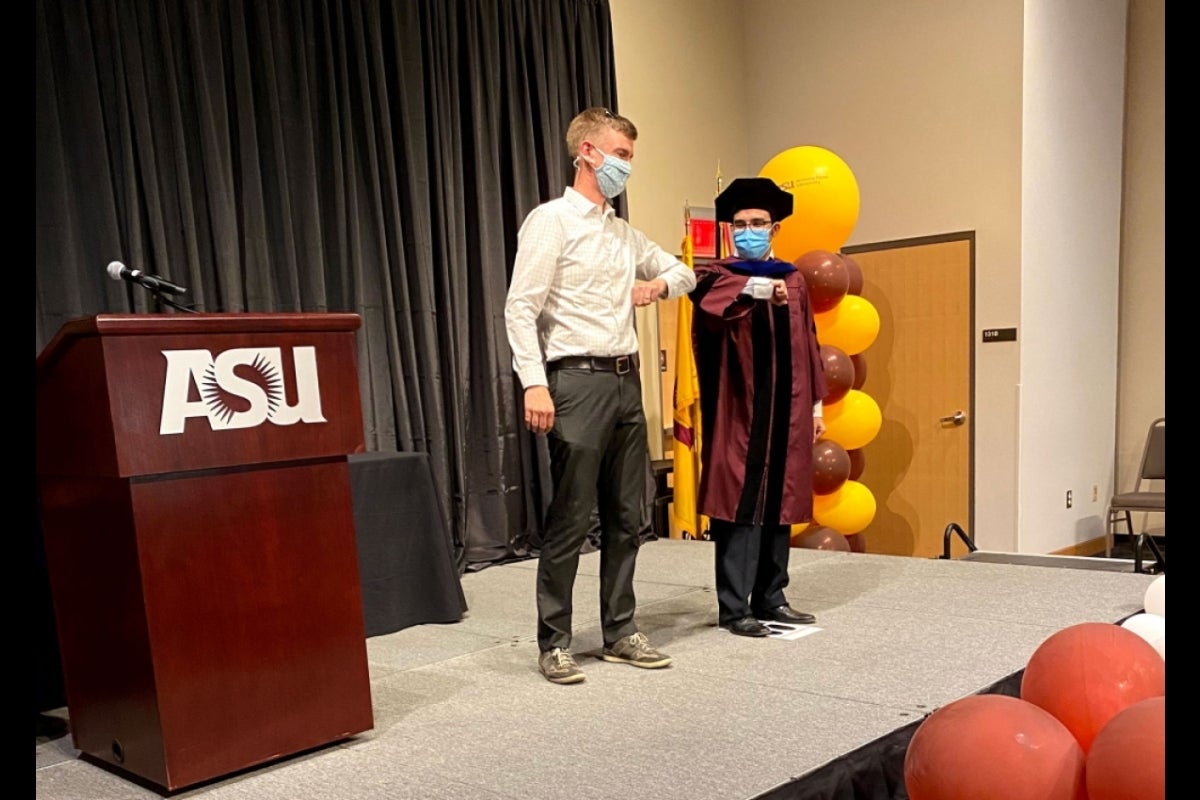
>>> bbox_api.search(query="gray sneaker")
[601,632,672,669]
[539,647,585,684]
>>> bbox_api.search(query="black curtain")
[35,0,623,570]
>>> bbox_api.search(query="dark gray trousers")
[537,367,647,651]
[710,519,791,625]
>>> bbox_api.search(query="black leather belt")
[547,354,640,375]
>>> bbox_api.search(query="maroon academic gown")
[691,257,828,526]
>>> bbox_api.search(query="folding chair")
[1106,417,1165,574]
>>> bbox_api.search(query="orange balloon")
[758,146,859,261]
[1085,697,1165,800]
[904,694,1087,800]
[814,295,880,355]
[822,389,882,451]
[1021,622,1165,754]
[812,479,876,534]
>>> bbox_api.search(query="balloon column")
[759,146,859,260]
[903,618,1166,800]
[759,147,881,553]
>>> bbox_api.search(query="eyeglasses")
[729,219,774,232]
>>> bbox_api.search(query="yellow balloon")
[822,389,882,451]
[790,522,810,538]
[814,295,880,356]
[759,146,860,262]
[812,479,877,534]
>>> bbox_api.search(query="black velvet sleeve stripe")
[736,303,775,522]
[689,271,720,303]
[762,304,794,523]
[696,321,723,463]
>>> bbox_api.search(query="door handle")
[940,410,966,426]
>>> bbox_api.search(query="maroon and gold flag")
[672,217,704,539]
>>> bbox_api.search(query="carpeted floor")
[36,539,1158,800]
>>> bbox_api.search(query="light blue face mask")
[734,228,772,260]
[591,147,632,199]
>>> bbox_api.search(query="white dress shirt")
[505,187,697,389]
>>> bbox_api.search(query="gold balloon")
[812,479,877,535]
[758,146,860,262]
[822,389,882,451]
[814,295,880,356]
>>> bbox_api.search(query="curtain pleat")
[36,0,622,571]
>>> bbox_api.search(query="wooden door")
[842,233,974,558]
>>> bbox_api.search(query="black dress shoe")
[756,605,816,625]
[724,617,771,637]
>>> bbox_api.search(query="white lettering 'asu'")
[159,347,327,434]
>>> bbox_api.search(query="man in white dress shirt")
[504,107,696,684]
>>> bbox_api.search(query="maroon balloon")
[812,439,851,495]
[794,250,849,313]
[847,448,866,481]
[844,532,868,553]
[840,253,864,296]
[850,353,868,390]
[794,525,851,551]
[820,344,854,404]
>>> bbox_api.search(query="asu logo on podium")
[159,347,327,434]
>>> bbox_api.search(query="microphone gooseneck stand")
[149,290,200,314]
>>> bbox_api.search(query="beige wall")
[610,0,1164,553]
[610,0,753,457]
[1117,0,1166,535]
[1018,0,1127,553]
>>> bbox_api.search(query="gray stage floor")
[35,539,1157,800]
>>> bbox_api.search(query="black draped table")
[349,451,467,637]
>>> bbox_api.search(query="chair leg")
[1105,509,1133,558]
[1129,510,1166,575]
[1104,508,1115,557]
[1141,533,1165,574]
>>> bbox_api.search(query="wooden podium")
[35,313,374,791]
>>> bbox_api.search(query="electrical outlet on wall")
[1066,490,1073,509]
[1092,485,1099,502]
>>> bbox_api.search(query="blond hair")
[565,107,638,158]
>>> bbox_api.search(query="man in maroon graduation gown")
[690,177,829,637]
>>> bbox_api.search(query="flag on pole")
[671,207,704,539]
[715,161,734,259]
[718,221,735,259]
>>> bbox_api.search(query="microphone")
[107,261,188,296]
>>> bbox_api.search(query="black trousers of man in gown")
[709,518,791,626]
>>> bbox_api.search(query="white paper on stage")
[763,623,823,641]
